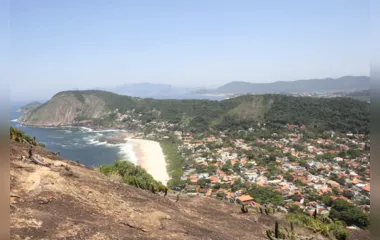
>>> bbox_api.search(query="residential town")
[110,108,370,229]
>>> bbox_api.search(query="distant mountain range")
[195,76,370,95]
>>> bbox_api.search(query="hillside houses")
[135,118,370,216]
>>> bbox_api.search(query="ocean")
[10,109,137,167]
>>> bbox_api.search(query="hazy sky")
[9,0,369,101]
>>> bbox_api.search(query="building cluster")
[111,110,370,217]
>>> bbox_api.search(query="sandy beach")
[127,138,170,186]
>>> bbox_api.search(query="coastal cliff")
[20,91,108,126]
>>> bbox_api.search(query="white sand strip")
[127,138,170,186]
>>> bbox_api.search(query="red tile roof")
[237,195,254,202]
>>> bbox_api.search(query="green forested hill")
[264,95,370,133]
[22,90,370,134]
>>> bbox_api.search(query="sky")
[8,0,370,102]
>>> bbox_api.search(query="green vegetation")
[38,142,46,148]
[10,126,45,147]
[286,213,349,240]
[72,91,86,103]
[247,184,284,205]
[99,160,165,191]
[53,90,86,103]
[329,199,369,229]
[266,221,296,240]
[266,221,283,240]
[160,139,184,187]
[51,91,86,103]
[74,115,89,121]
[18,101,41,113]
[265,95,369,134]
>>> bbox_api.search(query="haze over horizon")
[9,0,369,102]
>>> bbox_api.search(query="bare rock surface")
[10,141,369,240]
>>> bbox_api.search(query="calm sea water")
[10,109,136,167]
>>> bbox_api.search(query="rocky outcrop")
[20,92,107,126]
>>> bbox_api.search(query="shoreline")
[14,120,137,134]
[12,120,169,184]
[14,116,126,131]
[127,138,170,186]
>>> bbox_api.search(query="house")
[210,176,220,184]
[224,192,236,202]
[189,175,199,183]
[327,180,340,188]
[231,159,239,165]
[236,195,254,205]
[330,196,351,203]
[353,183,366,192]
[351,178,361,185]
[217,170,226,177]
[363,185,370,193]
[248,201,262,208]
[198,173,210,179]
[198,188,209,196]
[318,186,332,195]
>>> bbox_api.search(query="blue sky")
[9,0,369,101]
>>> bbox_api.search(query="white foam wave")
[11,118,19,122]
[92,129,121,133]
[60,144,70,149]
[80,127,94,132]
[34,126,58,129]
[118,143,138,164]
[83,133,105,145]
[87,139,107,146]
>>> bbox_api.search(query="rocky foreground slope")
[10,140,328,240]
